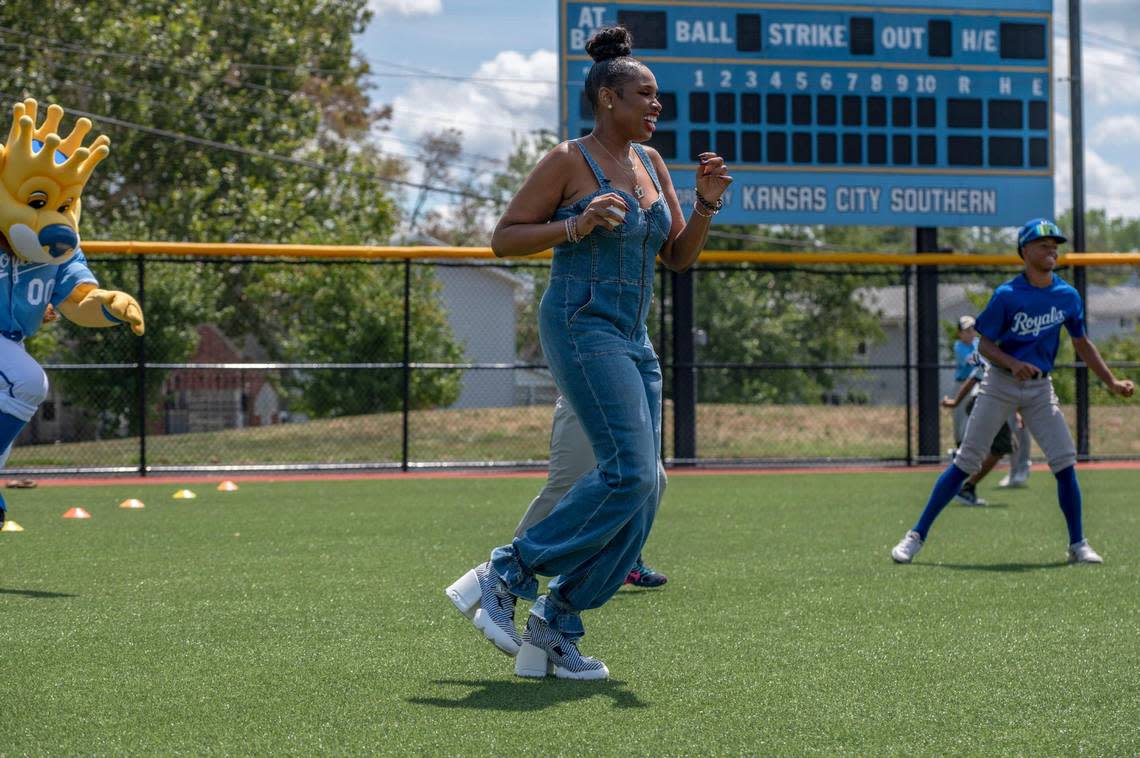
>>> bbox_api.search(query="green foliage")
[1055,208,1140,286]
[55,261,212,435]
[693,266,889,403]
[460,130,559,361]
[231,262,462,416]
[697,225,894,403]
[2,0,466,422]
[1051,326,1140,406]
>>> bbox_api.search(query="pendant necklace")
[592,135,644,199]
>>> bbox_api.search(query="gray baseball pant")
[955,368,1077,476]
[1007,414,1032,479]
[515,395,668,538]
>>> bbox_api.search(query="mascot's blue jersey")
[0,248,97,339]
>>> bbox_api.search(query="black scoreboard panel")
[561,1,1054,225]
[636,88,1050,170]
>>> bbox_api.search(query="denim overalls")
[491,139,672,638]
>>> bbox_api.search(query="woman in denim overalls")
[446,26,732,680]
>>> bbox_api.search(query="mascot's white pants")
[0,336,49,422]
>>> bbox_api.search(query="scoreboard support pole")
[1069,0,1091,459]
[672,269,698,464]
[915,226,941,463]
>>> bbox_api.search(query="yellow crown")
[2,98,110,190]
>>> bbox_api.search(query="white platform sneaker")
[445,561,521,655]
[515,615,609,680]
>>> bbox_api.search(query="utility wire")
[21,74,495,175]
[13,69,515,184]
[0,91,499,202]
[366,56,555,85]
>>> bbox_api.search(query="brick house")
[161,325,280,434]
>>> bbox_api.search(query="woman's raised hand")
[695,152,732,202]
[574,192,630,236]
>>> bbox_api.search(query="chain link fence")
[8,252,1138,475]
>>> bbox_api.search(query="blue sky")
[359,0,1140,221]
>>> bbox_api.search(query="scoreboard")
[559,0,1054,226]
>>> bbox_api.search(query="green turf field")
[2,471,1137,755]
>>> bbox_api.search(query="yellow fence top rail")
[81,241,1140,267]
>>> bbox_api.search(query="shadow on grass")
[917,561,1069,572]
[408,678,648,711]
[0,587,77,598]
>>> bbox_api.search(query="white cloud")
[1054,112,1140,217]
[1090,115,1140,146]
[381,48,557,175]
[1053,32,1140,107]
[369,0,442,17]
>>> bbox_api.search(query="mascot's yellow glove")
[58,282,145,336]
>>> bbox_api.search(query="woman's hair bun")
[585,26,634,62]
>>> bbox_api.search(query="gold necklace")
[591,135,645,199]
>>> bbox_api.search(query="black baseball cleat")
[953,484,987,506]
[624,557,668,588]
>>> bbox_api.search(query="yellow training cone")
[119,498,145,509]
[1,520,24,532]
[217,481,239,492]
[172,489,197,500]
[63,507,92,519]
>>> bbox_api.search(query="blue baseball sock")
[0,413,27,527]
[912,464,970,540]
[1055,466,1083,545]
[0,412,28,457]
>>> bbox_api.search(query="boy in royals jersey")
[891,219,1134,564]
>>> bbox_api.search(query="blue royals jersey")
[974,273,1086,375]
[0,249,97,339]
[953,338,984,382]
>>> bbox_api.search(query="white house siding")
[434,265,525,409]
[843,283,1140,406]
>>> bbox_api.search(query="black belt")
[994,365,1048,379]
[0,329,23,342]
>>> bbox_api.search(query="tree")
[234,262,461,416]
[693,225,892,403]
[2,0,463,425]
[406,129,463,235]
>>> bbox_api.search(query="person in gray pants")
[999,418,1033,488]
[516,395,669,587]
[891,218,1135,564]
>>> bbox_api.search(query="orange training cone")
[119,498,145,509]
[172,489,197,500]
[63,507,91,519]
[217,480,239,492]
[1,519,24,532]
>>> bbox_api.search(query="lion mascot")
[0,98,144,526]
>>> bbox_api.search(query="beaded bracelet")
[692,201,715,219]
[695,190,723,214]
[564,216,582,244]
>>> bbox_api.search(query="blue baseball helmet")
[1017,218,1067,252]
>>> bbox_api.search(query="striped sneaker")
[514,614,609,680]
[445,561,521,656]
[624,558,668,588]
